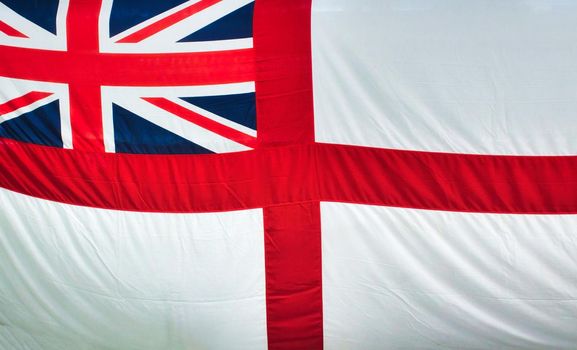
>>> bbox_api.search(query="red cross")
[2,1,577,349]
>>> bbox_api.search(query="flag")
[2,1,577,349]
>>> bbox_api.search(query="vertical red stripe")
[264,203,323,350]
[255,0,315,147]
[66,0,104,152]
[68,85,104,151]
[254,0,322,348]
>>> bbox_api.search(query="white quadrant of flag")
[321,202,577,349]
[0,187,267,350]
[312,0,577,155]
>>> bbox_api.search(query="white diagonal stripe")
[0,94,58,124]
[101,0,253,53]
[112,94,250,153]
[0,1,67,50]
[165,96,256,137]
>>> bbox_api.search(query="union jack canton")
[0,0,256,154]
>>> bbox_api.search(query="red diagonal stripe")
[0,91,53,117]
[116,0,222,43]
[143,97,257,149]
[0,20,28,38]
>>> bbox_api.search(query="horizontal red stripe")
[0,91,52,117]
[144,97,257,149]
[317,144,577,214]
[2,140,577,214]
[0,20,28,38]
[0,46,255,86]
[117,0,221,43]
